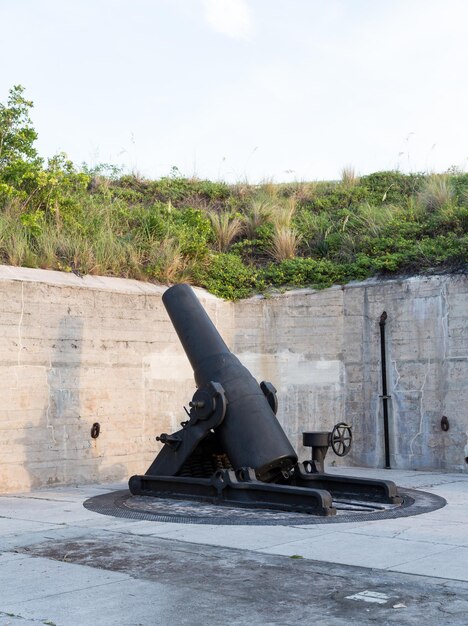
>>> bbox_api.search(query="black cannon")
[129,284,401,516]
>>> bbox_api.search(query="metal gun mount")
[129,284,401,516]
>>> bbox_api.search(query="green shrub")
[261,258,349,289]
[302,184,368,212]
[169,206,212,258]
[360,171,425,204]
[194,253,259,300]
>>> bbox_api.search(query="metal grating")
[83,488,446,526]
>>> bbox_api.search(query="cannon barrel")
[163,284,298,481]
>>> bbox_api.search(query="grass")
[418,174,454,212]
[0,166,466,300]
[270,196,296,229]
[341,165,359,187]
[242,199,273,238]
[269,226,301,261]
[208,211,244,252]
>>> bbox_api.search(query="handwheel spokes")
[330,422,353,457]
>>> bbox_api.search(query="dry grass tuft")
[418,174,454,212]
[242,199,274,238]
[268,226,301,261]
[341,165,359,187]
[147,237,191,284]
[270,196,296,229]
[209,211,243,252]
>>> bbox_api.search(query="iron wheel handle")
[330,422,352,457]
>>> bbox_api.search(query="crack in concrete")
[409,360,431,460]
[392,359,401,392]
[0,610,52,625]
[441,283,449,362]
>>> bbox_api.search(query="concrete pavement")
[0,467,467,625]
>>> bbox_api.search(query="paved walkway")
[0,468,467,625]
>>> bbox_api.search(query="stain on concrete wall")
[233,288,346,463]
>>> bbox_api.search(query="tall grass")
[242,199,273,238]
[268,197,301,261]
[341,165,359,187]
[295,211,333,256]
[418,174,454,212]
[0,204,37,267]
[268,226,301,261]
[270,196,296,229]
[146,237,191,283]
[350,202,397,237]
[209,211,243,252]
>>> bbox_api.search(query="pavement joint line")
[420,480,468,487]
[228,533,337,551]
[0,516,67,526]
[382,544,461,569]
[341,528,467,547]
[0,495,81,503]
[386,567,468,585]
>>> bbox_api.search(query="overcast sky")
[1,0,467,182]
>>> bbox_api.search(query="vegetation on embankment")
[1,86,467,299]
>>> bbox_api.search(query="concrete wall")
[342,276,468,471]
[0,266,233,493]
[234,275,468,472]
[0,265,466,493]
[232,287,346,465]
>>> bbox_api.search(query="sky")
[1,0,468,183]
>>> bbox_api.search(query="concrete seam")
[13,282,25,391]
[441,281,449,362]
[45,352,57,447]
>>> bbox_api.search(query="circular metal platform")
[83,488,446,526]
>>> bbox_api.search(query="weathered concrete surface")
[233,287,346,464]
[0,469,467,626]
[0,266,233,493]
[0,265,467,493]
[233,275,468,472]
[342,276,468,471]
[10,536,468,626]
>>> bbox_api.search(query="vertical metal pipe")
[379,311,391,469]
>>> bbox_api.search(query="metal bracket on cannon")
[144,381,228,478]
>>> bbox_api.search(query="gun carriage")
[129,284,401,516]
